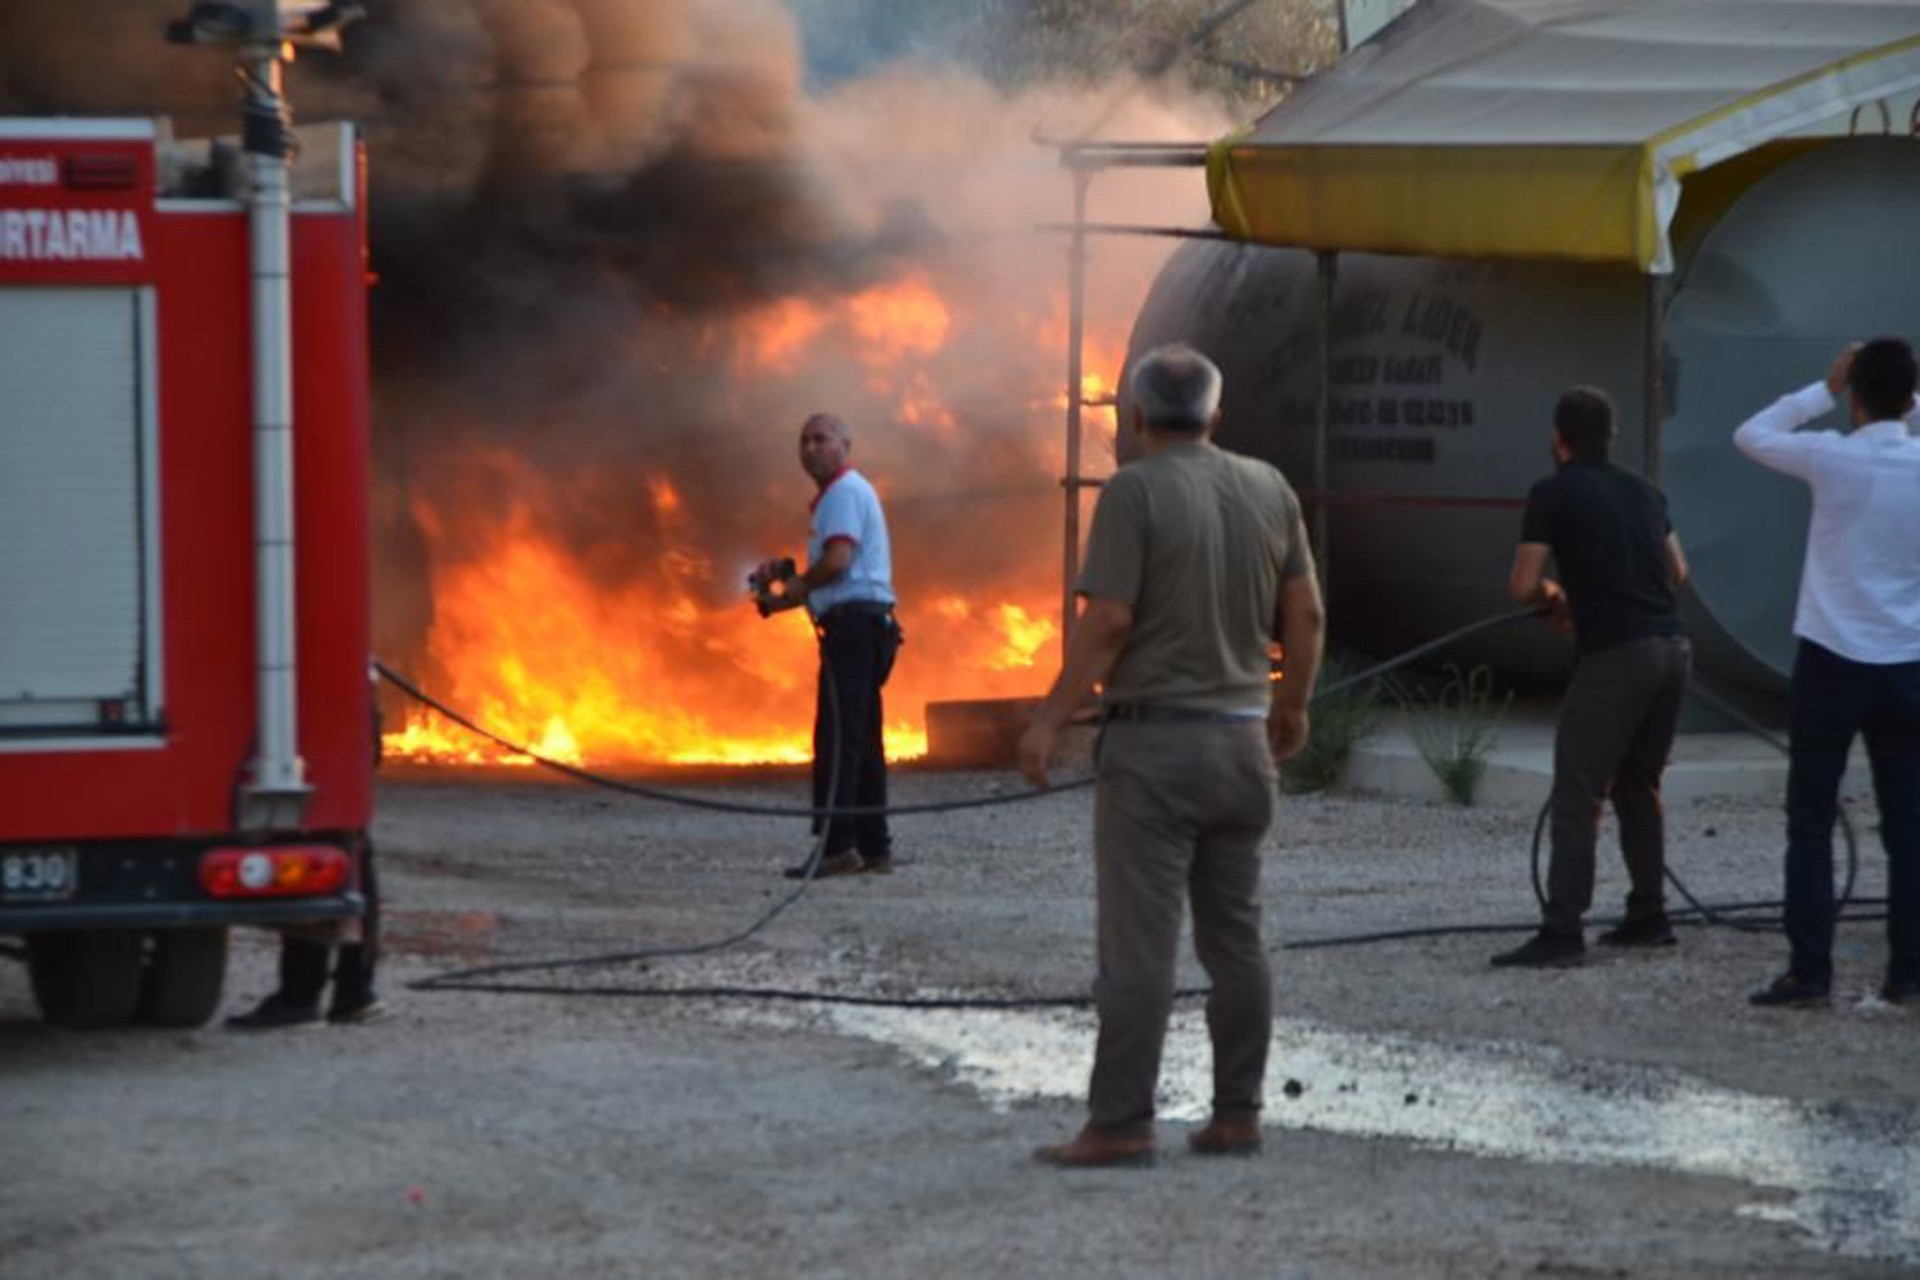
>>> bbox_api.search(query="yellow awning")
[1208,1,1920,272]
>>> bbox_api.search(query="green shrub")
[1282,652,1383,794]
[1400,664,1512,806]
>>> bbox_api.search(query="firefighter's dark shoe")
[224,995,324,1030]
[783,850,866,880]
[1597,916,1677,948]
[328,994,387,1025]
[1034,1125,1155,1169]
[1490,930,1585,969]
[860,855,894,875]
[1748,974,1830,1008]
[1188,1114,1263,1157]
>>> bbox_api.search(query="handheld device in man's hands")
[748,557,798,616]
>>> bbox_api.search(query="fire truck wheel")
[137,927,230,1029]
[26,929,146,1030]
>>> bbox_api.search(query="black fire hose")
[393,606,1878,1007]
[1525,679,1862,933]
[373,606,1542,822]
[394,607,1544,990]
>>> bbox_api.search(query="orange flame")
[845,273,951,366]
[387,272,1134,770]
[385,484,1074,768]
[929,596,1057,672]
[735,297,831,375]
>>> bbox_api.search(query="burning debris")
[0,0,1313,767]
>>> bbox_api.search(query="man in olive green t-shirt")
[1018,343,1325,1168]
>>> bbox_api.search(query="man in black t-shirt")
[1492,387,1692,969]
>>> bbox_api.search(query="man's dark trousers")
[282,836,379,1008]
[1544,635,1691,935]
[1783,641,1920,990]
[812,607,899,859]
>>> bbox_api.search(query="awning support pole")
[1642,274,1665,483]
[1314,249,1338,582]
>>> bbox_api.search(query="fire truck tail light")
[200,846,351,898]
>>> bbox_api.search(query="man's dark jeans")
[1783,641,1920,989]
[1544,635,1691,935]
[812,607,900,860]
[282,836,379,1008]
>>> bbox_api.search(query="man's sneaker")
[1748,973,1830,1008]
[1879,977,1920,1005]
[1490,930,1585,969]
[860,855,894,876]
[224,995,324,1031]
[782,850,866,880]
[328,995,387,1025]
[1596,916,1677,948]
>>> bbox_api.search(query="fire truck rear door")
[0,286,161,738]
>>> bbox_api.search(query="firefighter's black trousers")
[811,604,900,861]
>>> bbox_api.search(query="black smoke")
[0,0,1268,748]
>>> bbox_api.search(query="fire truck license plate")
[1,848,79,902]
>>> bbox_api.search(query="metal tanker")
[1120,136,1920,696]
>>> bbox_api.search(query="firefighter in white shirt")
[1734,339,1920,1008]
[751,413,901,880]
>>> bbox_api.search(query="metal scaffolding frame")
[1045,140,1352,661]
[1045,141,1216,654]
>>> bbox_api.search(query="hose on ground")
[398,606,1877,1007]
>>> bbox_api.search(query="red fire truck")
[0,113,373,1028]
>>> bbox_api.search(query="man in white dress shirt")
[1733,339,1920,1007]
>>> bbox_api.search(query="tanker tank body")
[1119,136,1920,698]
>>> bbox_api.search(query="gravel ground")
[5,765,1918,1279]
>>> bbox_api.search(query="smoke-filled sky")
[0,0,1333,758]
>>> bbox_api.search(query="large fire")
[1,0,1241,772]
[383,271,1131,769]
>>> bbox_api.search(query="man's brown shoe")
[1187,1115,1263,1157]
[1033,1125,1155,1169]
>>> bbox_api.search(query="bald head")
[799,412,851,485]
[803,412,848,443]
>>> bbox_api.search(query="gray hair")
[1129,343,1223,433]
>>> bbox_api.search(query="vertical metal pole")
[1313,250,1337,572]
[1062,168,1092,657]
[240,37,311,827]
[1336,0,1352,51]
[1642,273,1664,482]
